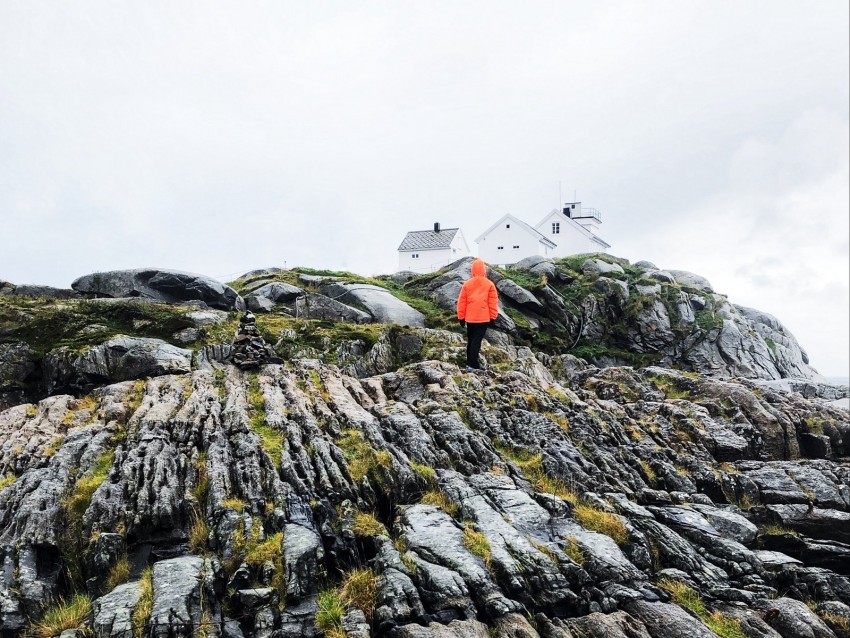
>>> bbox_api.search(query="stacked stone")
[229,312,279,369]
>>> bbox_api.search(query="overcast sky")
[1,1,848,376]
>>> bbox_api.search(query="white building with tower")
[476,202,610,265]
[397,223,470,273]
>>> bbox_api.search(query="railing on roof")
[574,207,602,222]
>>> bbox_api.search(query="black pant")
[466,322,489,368]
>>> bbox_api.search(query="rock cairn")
[229,312,279,369]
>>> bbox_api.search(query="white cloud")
[615,110,849,375]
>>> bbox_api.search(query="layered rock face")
[0,346,848,638]
[0,257,848,638]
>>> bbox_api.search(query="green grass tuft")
[132,568,153,638]
[31,594,92,638]
[341,568,378,622]
[352,511,388,537]
[462,523,492,567]
[315,589,346,637]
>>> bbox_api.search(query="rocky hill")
[0,256,848,638]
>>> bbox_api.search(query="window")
[412,253,419,259]
[552,222,560,234]
[512,245,519,249]
[506,224,510,228]
[497,246,504,250]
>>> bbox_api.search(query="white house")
[534,202,610,258]
[474,214,557,266]
[476,202,610,265]
[398,223,470,273]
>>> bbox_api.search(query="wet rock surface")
[0,257,848,637]
[0,348,844,637]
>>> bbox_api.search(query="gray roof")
[398,228,459,251]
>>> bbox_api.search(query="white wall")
[535,211,605,258]
[399,247,464,273]
[477,220,547,266]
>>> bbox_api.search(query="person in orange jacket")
[456,259,499,370]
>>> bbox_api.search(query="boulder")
[691,504,759,544]
[668,270,713,292]
[432,281,463,311]
[72,268,244,311]
[319,282,425,327]
[582,258,624,275]
[514,255,557,279]
[646,270,676,283]
[238,267,285,279]
[245,282,303,313]
[496,279,543,310]
[149,556,206,635]
[73,336,193,383]
[393,620,491,637]
[92,581,142,638]
[753,597,836,638]
[294,293,371,324]
[634,260,658,270]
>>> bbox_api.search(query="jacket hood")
[471,259,487,277]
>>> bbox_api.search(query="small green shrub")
[245,531,284,565]
[463,523,492,567]
[573,503,629,545]
[352,512,388,537]
[564,535,585,565]
[420,490,460,517]
[31,594,92,638]
[315,589,346,636]
[341,568,378,621]
[105,556,130,592]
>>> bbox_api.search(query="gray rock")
[646,270,677,283]
[238,267,285,279]
[754,597,837,638]
[514,255,557,279]
[432,281,463,311]
[172,328,199,344]
[186,310,228,326]
[393,619,491,637]
[150,556,206,637]
[245,282,303,311]
[559,611,653,638]
[692,504,759,544]
[496,279,543,310]
[73,337,192,384]
[0,343,38,407]
[246,296,275,313]
[93,581,142,638]
[634,260,658,270]
[283,522,323,600]
[668,270,713,292]
[319,282,425,327]
[294,293,371,324]
[6,285,79,299]
[623,600,718,638]
[753,551,803,570]
[582,258,624,275]
[72,268,244,311]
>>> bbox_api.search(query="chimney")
[434,222,441,233]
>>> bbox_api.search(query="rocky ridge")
[0,257,847,638]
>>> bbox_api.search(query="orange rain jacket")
[457,259,499,324]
